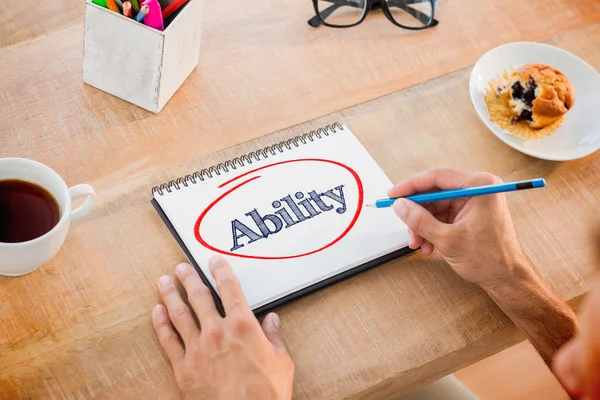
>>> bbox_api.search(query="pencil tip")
[365,204,375,208]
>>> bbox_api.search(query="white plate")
[469,42,600,161]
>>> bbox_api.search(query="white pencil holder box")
[83,0,204,113]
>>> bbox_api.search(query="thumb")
[393,199,449,244]
[262,313,288,353]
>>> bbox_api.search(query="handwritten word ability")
[230,185,347,251]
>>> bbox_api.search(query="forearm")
[485,259,579,367]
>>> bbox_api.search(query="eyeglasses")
[308,0,438,30]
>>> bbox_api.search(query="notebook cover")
[152,198,413,317]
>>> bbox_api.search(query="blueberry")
[511,82,524,98]
[520,77,538,107]
[523,89,535,107]
[517,109,533,122]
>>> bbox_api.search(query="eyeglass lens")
[385,0,433,28]
[316,0,368,27]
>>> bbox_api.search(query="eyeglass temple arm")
[308,0,435,27]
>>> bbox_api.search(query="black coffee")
[0,179,61,243]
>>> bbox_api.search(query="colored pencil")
[130,0,140,12]
[162,0,189,19]
[365,178,546,208]
[91,0,108,8]
[114,0,124,10]
[105,0,119,12]
[141,0,164,31]
[136,5,149,22]
[123,1,132,17]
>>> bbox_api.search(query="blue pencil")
[136,5,149,22]
[366,178,546,208]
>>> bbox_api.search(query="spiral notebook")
[151,123,411,315]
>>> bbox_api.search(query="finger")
[157,275,201,345]
[419,204,439,250]
[421,240,435,256]
[152,304,185,362]
[388,168,501,199]
[407,228,415,248]
[387,167,474,198]
[393,199,451,244]
[209,255,250,316]
[175,263,221,327]
[261,313,288,354]
[407,205,446,248]
[410,230,424,250]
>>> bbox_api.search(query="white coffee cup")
[0,158,96,276]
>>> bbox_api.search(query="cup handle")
[69,184,97,223]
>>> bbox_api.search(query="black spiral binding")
[152,122,344,196]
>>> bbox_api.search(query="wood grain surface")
[1,0,600,399]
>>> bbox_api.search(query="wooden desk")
[1,0,599,398]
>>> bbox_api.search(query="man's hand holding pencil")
[387,167,578,368]
[386,168,528,290]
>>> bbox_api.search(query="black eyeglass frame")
[308,0,438,30]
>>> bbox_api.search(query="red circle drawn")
[194,159,364,260]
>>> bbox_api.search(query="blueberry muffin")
[484,63,576,139]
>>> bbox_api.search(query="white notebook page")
[154,125,410,310]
